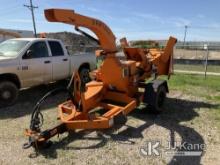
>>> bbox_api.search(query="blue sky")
[1,0,220,41]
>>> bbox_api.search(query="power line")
[191,26,220,30]
[24,0,38,37]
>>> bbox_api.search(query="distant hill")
[38,31,99,54]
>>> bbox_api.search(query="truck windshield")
[0,40,29,57]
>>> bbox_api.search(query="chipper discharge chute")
[23,8,177,150]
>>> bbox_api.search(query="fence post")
[204,44,209,79]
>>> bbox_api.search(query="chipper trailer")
[23,8,177,150]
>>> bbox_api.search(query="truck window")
[0,40,29,57]
[25,41,49,59]
[48,41,64,56]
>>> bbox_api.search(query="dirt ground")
[0,82,220,165]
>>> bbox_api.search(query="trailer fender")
[143,79,168,105]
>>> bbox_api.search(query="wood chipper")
[23,8,177,150]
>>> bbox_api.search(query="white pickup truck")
[0,38,96,106]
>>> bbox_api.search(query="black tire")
[114,113,127,125]
[79,67,91,84]
[0,81,18,107]
[148,85,167,113]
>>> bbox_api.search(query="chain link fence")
[173,43,220,77]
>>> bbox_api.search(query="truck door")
[20,41,52,87]
[48,41,69,81]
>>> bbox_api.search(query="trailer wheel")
[149,85,167,113]
[79,67,91,84]
[0,81,18,107]
[114,113,127,125]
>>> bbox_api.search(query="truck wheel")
[0,81,18,107]
[148,85,167,113]
[79,68,91,84]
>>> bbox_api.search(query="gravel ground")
[0,82,219,165]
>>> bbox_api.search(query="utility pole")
[204,44,209,79]
[183,25,188,48]
[24,0,38,38]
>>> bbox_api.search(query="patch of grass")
[174,64,220,73]
[168,73,220,128]
[168,74,220,99]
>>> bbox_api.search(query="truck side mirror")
[25,50,33,59]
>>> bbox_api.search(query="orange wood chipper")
[23,9,177,150]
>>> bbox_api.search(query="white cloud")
[87,7,100,12]
[7,19,46,24]
[7,19,32,23]
[197,14,205,19]
[133,12,163,24]
[133,12,191,27]
[169,17,191,27]
[208,23,220,28]
[134,13,160,20]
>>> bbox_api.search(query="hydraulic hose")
[30,72,76,131]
